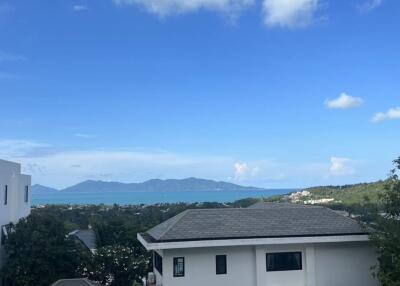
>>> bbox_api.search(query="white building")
[0,159,31,284]
[138,203,378,286]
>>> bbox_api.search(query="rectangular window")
[266,252,302,272]
[216,255,227,275]
[4,185,7,205]
[154,251,163,275]
[24,186,29,203]
[173,257,185,277]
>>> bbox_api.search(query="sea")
[32,189,296,205]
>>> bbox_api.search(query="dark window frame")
[24,185,29,203]
[154,251,163,275]
[4,185,7,205]
[216,255,227,275]
[266,252,302,272]
[173,257,185,277]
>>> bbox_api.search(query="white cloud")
[113,0,254,19]
[358,0,383,12]
[73,4,88,11]
[74,133,96,138]
[371,107,400,123]
[329,157,355,176]
[262,0,320,28]
[234,162,248,180]
[324,92,364,109]
[234,162,260,180]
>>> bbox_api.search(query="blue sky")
[0,0,399,189]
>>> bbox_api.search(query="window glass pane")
[173,257,185,277]
[154,251,163,275]
[4,185,7,205]
[216,255,227,275]
[24,186,29,202]
[266,252,302,272]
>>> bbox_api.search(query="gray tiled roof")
[146,205,367,242]
[69,230,97,251]
[51,279,103,286]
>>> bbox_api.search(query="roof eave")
[137,233,371,251]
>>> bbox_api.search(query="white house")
[0,159,31,285]
[138,203,379,286]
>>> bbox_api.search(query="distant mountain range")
[32,178,265,194]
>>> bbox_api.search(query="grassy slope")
[264,180,387,206]
[302,180,387,205]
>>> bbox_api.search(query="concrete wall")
[0,159,31,281]
[315,242,378,286]
[159,246,256,286]
[153,241,378,286]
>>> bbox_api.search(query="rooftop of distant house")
[140,202,367,243]
[51,278,103,286]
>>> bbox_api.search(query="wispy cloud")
[325,92,364,109]
[329,157,355,176]
[358,0,383,12]
[113,0,254,20]
[0,51,27,62]
[72,4,88,11]
[233,162,260,181]
[0,139,51,158]
[262,0,320,28]
[74,133,96,138]
[371,107,400,123]
[0,139,367,188]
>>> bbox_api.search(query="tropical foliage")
[1,213,85,286]
[370,158,400,286]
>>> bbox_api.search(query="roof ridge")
[323,206,361,224]
[157,210,190,239]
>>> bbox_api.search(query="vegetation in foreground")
[369,158,400,286]
[1,200,257,286]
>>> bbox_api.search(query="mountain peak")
[33,178,264,193]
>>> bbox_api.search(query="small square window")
[266,252,302,272]
[173,257,185,277]
[216,255,227,275]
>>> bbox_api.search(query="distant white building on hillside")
[304,198,335,205]
[0,159,31,285]
[289,190,311,202]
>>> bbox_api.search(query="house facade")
[138,204,379,286]
[0,159,31,284]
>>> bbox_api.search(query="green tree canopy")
[85,245,147,286]
[371,157,400,286]
[1,212,86,286]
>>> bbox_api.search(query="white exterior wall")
[160,246,256,286]
[315,242,378,286]
[0,159,31,272]
[153,241,378,286]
